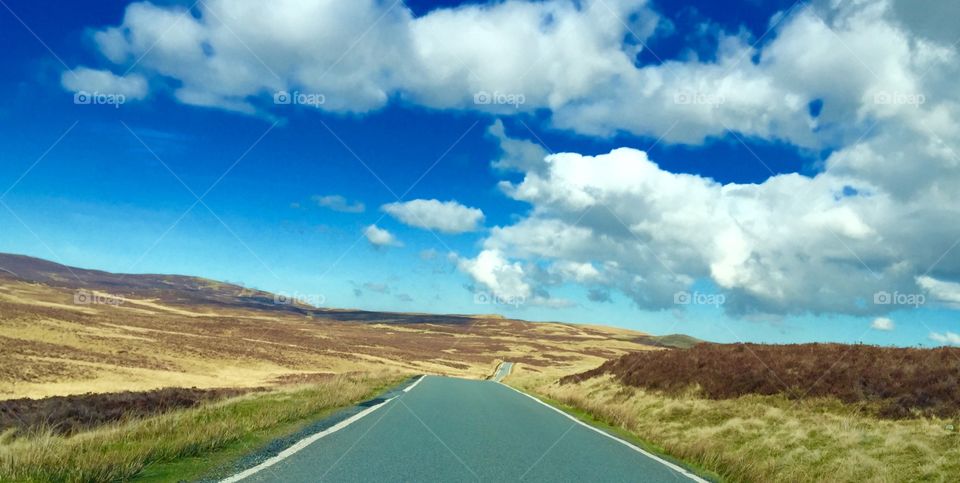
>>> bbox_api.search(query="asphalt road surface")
[492,362,513,382]
[227,376,704,482]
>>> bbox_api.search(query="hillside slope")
[0,253,481,324]
[563,343,960,418]
[0,253,659,398]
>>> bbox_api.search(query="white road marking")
[221,398,394,482]
[498,382,710,483]
[221,376,704,482]
[403,375,425,392]
[221,376,427,482]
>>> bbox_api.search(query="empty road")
[492,362,513,382]
[227,376,705,482]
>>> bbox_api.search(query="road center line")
[497,382,709,483]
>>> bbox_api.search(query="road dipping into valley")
[492,362,513,382]
[229,375,705,482]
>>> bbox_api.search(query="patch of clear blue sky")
[0,0,950,345]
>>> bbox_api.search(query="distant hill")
[0,253,709,337]
[0,252,672,400]
[0,253,478,324]
[632,334,703,349]
[0,252,273,304]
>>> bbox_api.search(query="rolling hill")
[0,253,672,399]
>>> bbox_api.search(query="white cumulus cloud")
[449,0,960,317]
[457,249,531,302]
[363,224,401,247]
[382,199,484,234]
[929,331,960,346]
[61,67,148,100]
[58,0,779,142]
[313,195,365,213]
[63,0,960,149]
[871,317,894,331]
[917,276,960,307]
[65,0,960,318]
[454,249,576,309]
[457,129,960,315]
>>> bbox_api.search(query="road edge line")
[221,376,426,482]
[498,382,710,483]
[220,396,395,483]
[403,375,425,392]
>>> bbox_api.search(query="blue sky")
[2,0,960,346]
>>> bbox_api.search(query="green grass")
[132,425,293,483]
[0,372,406,482]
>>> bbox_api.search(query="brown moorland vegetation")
[0,386,260,436]
[0,253,660,399]
[562,343,960,418]
[0,253,668,479]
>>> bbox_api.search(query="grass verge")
[511,374,960,482]
[0,371,406,482]
[504,381,720,482]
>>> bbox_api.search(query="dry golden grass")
[0,371,404,482]
[0,280,652,399]
[510,373,960,483]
